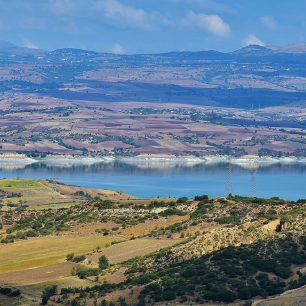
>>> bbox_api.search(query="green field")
[0,179,44,189]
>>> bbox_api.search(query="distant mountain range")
[2,39,306,57]
[1,40,306,108]
[0,40,44,55]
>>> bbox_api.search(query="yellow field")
[0,235,123,274]
[0,262,76,285]
[89,238,180,264]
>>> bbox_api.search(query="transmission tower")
[225,158,233,196]
[249,159,257,197]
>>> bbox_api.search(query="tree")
[98,255,109,270]
[41,285,57,305]
[66,253,74,261]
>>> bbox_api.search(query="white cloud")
[21,37,38,49]
[184,11,230,37]
[98,0,169,30]
[243,34,265,46]
[260,16,277,30]
[111,43,125,54]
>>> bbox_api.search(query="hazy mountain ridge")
[1,41,306,108]
[3,41,306,65]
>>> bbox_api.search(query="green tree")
[66,253,74,261]
[98,255,109,270]
[41,285,57,305]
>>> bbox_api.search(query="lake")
[0,161,305,200]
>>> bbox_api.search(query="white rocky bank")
[0,153,306,170]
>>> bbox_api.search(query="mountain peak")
[232,44,272,55]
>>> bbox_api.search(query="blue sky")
[1,0,306,53]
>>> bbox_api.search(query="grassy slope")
[0,235,123,274]
[0,179,306,305]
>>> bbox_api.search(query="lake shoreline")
[0,153,306,169]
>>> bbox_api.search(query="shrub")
[0,287,21,297]
[66,253,74,261]
[72,255,86,263]
[41,285,57,305]
[176,197,188,204]
[203,286,236,303]
[159,208,186,217]
[194,195,209,201]
[76,267,101,279]
[98,255,109,270]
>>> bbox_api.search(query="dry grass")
[253,285,306,306]
[89,238,180,264]
[0,235,123,274]
[121,215,188,237]
[0,262,77,286]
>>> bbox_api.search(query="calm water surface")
[0,162,305,200]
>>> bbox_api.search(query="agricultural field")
[0,93,305,158]
[0,44,306,158]
[0,180,305,305]
[0,235,122,274]
[0,178,133,211]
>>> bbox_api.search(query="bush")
[98,255,109,270]
[0,287,21,297]
[203,286,236,303]
[41,285,57,305]
[76,267,101,279]
[194,195,209,201]
[191,201,208,218]
[95,200,114,209]
[72,255,86,263]
[176,197,188,204]
[66,253,74,261]
[215,216,240,225]
[162,289,176,300]
[159,208,186,217]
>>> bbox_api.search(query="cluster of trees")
[227,194,286,205]
[191,196,211,219]
[148,200,175,209]
[42,285,57,305]
[158,208,186,217]
[94,199,114,210]
[0,286,21,298]
[1,214,71,244]
[66,253,86,263]
[71,255,109,279]
[1,228,42,243]
[128,235,306,303]
[43,232,306,304]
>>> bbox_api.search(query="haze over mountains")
[1,41,306,109]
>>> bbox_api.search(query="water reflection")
[0,161,305,200]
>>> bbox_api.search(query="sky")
[1,0,306,54]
